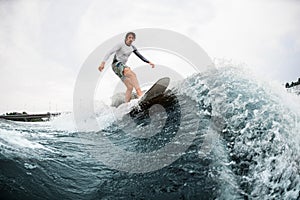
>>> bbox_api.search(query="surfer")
[98,32,155,102]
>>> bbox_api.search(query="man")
[98,32,155,102]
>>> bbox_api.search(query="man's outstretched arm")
[132,46,155,68]
[99,43,122,72]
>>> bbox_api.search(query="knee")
[123,67,130,74]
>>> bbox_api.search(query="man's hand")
[149,62,155,68]
[98,62,105,72]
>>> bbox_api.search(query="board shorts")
[112,61,128,81]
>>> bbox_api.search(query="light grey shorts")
[112,61,128,81]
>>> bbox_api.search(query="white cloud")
[196,0,300,81]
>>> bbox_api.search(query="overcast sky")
[0,0,299,113]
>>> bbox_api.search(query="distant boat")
[0,112,61,122]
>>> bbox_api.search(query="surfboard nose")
[140,77,170,102]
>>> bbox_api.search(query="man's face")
[125,34,135,45]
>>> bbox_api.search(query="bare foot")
[136,88,143,97]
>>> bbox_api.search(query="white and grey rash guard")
[102,42,149,64]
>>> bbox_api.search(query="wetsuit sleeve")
[102,43,122,62]
[132,46,150,63]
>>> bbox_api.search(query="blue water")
[0,67,299,199]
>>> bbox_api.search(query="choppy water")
[1,67,300,200]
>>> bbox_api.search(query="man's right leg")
[123,68,143,97]
[123,78,134,102]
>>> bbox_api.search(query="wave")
[0,67,299,199]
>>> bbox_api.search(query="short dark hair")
[125,32,136,40]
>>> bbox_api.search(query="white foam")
[49,112,77,132]
[49,100,140,133]
[0,129,45,149]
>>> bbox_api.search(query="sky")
[0,0,299,113]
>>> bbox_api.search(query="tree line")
[285,78,300,88]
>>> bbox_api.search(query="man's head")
[125,32,136,46]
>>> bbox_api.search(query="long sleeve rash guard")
[103,42,149,64]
